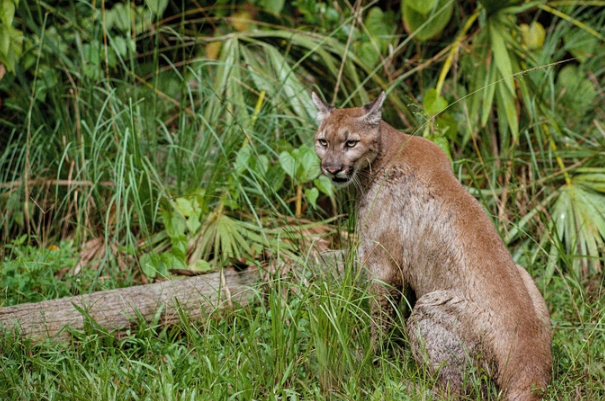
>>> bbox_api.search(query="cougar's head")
[311,92,386,186]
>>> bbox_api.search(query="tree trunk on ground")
[0,251,347,342]
[0,267,259,342]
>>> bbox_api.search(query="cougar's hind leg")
[406,290,492,395]
[516,264,551,333]
[502,266,552,401]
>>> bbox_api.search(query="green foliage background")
[0,0,604,399]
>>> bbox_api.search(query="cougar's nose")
[324,165,342,175]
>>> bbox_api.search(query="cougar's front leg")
[359,242,403,350]
[368,279,402,349]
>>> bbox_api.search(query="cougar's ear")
[362,91,386,126]
[312,92,334,123]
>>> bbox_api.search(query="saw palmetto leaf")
[545,172,605,281]
[187,208,306,268]
[190,211,255,266]
[240,42,315,127]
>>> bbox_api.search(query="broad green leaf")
[231,10,253,32]
[160,253,186,272]
[170,234,188,260]
[109,3,132,33]
[83,41,101,65]
[402,0,453,42]
[145,0,168,16]
[279,151,296,180]
[162,208,186,238]
[0,24,10,55]
[111,35,134,58]
[355,41,380,70]
[140,253,161,278]
[314,175,334,197]
[206,41,222,60]
[253,154,269,177]
[234,146,251,175]
[558,65,578,88]
[268,165,286,192]
[405,0,438,15]
[141,252,174,278]
[520,22,545,51]
[305,187,319,208]
[192,190,209,216]
[175,198,195,217]
[186,216,201,235]
[364,7,391,53]
[299,148,321,183]
[219,191,239,211]
[12,234,27,246]
[435,113,458,140]
[557,65,597,117]
[190,259,214,272]
[0,24,22,72]
[133,6,154,35]
[231,222,249,259]
[564,27,598,63]
[426,135,452,161]
[292,147,304,179]
[0,0,15,27]
[82,64,101,80]
[112,35,127,56]
[240,46,274,94]
[423,88,448,115]
[260,0,285,13]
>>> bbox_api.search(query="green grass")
[0,236,136,307]
[1,246,604,400]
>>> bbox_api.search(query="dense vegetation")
[1,0,604,399]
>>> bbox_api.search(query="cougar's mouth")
[330,169,354,186]
[321,165,354,186]
[332,176,350,184]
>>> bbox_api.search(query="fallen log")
[0,251,347,342]
[0,267,259,342]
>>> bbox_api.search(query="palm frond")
[545,172,605,281]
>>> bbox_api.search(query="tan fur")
[312,92,552,400]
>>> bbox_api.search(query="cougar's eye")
[345,140,358,148]
[318,139,328,147]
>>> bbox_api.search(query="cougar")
[311,91,552,400]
